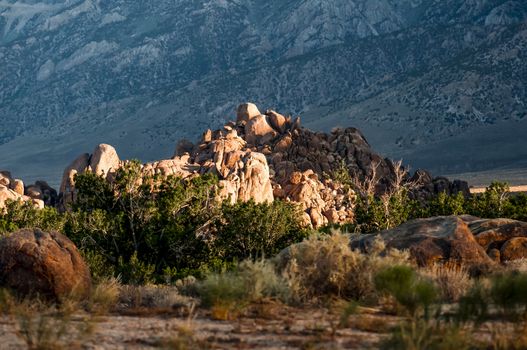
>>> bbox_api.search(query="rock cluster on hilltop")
[0,171,57,210]
[58,103,468,228]
[351,215,527,271]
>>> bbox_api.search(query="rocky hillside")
[58,103,466,228]
[1,0,526,185]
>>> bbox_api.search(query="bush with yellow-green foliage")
[276,231,411,303]
[196,259,289,319]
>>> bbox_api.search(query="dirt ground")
[470,185,527,194]
[0,303,398,349]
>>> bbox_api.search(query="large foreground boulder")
[0,229,92,300]
[351,216,494,270]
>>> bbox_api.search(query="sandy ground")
[445,168,527,188]
[0,304,398,349]
[470,185,527,194]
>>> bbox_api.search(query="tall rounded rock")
[90,144,120,178]
[236,103,261,124]
[237,152,274,204]
[0,228,92,300]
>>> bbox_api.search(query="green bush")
[427,191,466,217]
[375,265,438,319]
[466,181,510,218]
[61,161,308,283]
[214,200,308,260]
[456,272,527,324]
[0,200,64,235]
[456,282,489,325]
[490,272,527,319]
[66,162,221,283]
[354,190,420,233]
[196,260,289,319]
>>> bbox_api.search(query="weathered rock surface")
[501,237,527,262]
[90,144,120,178]
[0,228,92,300]
[351,215,527,268]
[470,219,527,250]
[351,216,493,269]
[236,103,261,124]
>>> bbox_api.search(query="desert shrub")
[88,277,120,314]
[118,284,192,311]
[489,272,527,319]
[117,252,156,286]
[456,281,490,325]
[277,231,410,302]
[506,193,527,221]
[381,319,471,350]
[65,162,221,283]
[0,200,64,235]
[196,259,288,319]
[421,264,472,302]
[426,191,466,217]
[214,200,308,260]
[11,298,95,350]
[375,265,438,319]
[485,322,527,350]
[80,250,116,283]
[466,181,510,218]
[354,190,420,233]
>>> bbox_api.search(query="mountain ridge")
[1,0,526,186]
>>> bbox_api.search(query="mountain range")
[1,0,526,187]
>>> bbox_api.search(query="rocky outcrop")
[0,171,56,210]
[58,103,467,228]
[351,215,527,269]
[0,228,92,300]
[351,216,493,270]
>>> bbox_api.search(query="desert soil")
[0,303,398,349]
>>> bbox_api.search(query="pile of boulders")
[351,215,527,271]
[0,171,57,210]
[58,102,469,228]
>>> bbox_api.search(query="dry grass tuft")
[10,297,95,350]
[118,284,196,317]
[88,277,120,314]
[421,263,472,302]
[196,259,289,320]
